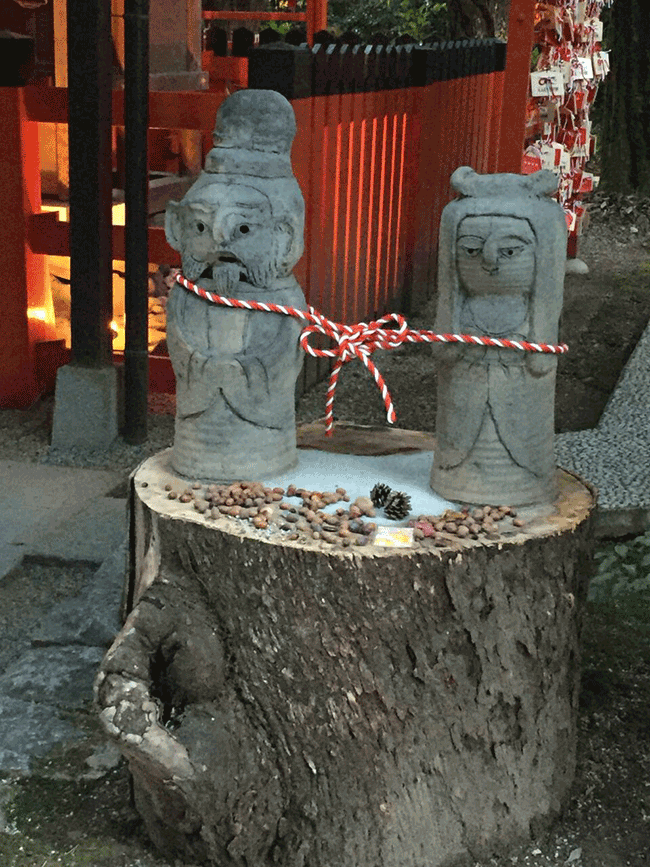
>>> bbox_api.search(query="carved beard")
[245,260,278,288]
[182,253,210,282]
[244,227,293,287]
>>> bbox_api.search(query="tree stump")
[96,440,596,867]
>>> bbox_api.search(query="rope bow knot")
[174,273,567,436]
[299,312,412,428]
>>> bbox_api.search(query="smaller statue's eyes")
[499,246,523,259]
[196,221,207,234]
[461,245,481,258]
[238,224,250,235]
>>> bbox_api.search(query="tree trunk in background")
[599,0,650,194]
[97,448,596,867]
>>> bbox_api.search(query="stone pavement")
[555,320,650,537]
[0,463,127,774]
[2,311,650,774]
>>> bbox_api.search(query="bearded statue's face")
[166,181,297,292]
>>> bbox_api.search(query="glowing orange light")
[27,307,47,321]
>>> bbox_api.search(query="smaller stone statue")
[165,90,306,480]
[431,167,567,507]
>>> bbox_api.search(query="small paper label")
[590,18,604,41]
[374,526,414,548]
[531,69,565,97]
[571,56,594,82]
[578,171,594,193]
[522,153,543,174]
[593,50,610,78]
[564,209,577,233]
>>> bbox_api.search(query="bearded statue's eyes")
[196,221,207,234]
[238,224,250,235]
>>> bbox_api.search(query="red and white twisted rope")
[175,273,568,436]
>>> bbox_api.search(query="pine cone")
[370,483,392,507]
[384,490,412,520]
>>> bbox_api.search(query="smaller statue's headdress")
[450,165,559,199]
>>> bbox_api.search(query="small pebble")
[167,491,178,500]
[456,525,470,538]
[164,483,172,491]
[513,517,526,528]
[353,496,374,514]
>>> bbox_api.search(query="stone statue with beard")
[165,90,306,480]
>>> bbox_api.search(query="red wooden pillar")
[0,88,55,407]
[497,0,536,173]
[306,0,327,44]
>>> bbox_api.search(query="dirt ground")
[1,195,650,866]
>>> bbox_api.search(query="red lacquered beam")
[23,85,225,131]
[28,213,181,266]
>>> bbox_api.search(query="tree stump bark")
[96,441,596,867]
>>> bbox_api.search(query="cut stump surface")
[96,439,596,867]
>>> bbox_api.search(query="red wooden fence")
[1,38,512,405]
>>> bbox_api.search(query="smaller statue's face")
[456,216,536,296]
[171,182,295,289]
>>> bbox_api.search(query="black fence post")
[67,0,113,367]
[123,0,150,445]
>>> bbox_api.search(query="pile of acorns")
[410,505,525,546]
[161,480,525,548]
[163,480,380,547]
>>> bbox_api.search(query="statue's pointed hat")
[204,89,296,179]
